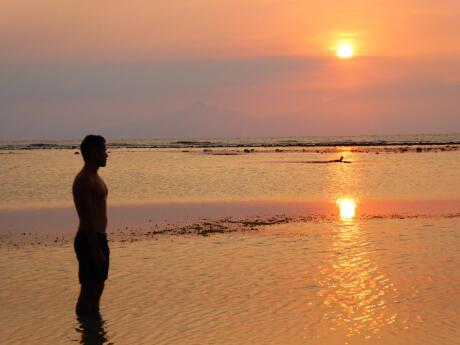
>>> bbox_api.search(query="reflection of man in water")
[77,314,109,345]
[73,135,109,315]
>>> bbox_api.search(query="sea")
[0,133,459,344]
[1,133,460,210]
[1,133,460,150]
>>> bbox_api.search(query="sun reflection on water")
[337,198,357,220]
[311,151,400,340]
[314,216,399,339]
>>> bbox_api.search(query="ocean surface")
[1,134,460,344]
[1,134,460,210]
[1,133,460,150]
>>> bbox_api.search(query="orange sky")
[2,0,460,60]
[0,0,459,139]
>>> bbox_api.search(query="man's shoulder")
[73,170,95,189]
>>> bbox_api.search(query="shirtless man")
[73,135,109,316]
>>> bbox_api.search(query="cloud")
[0,57,323,103]
[0,56,459,139]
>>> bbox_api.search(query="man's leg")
[76,282,105,315]
[76,284,93,316]
[93,281,105,313]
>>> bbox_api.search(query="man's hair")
[80,135,106,161]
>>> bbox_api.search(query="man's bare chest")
[93,177,108,199]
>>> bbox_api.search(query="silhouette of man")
[73,135,109,315]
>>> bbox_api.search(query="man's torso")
[73,170,108,233]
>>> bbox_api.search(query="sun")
[336,43,354,59]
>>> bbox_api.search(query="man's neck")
[83,162,99,174]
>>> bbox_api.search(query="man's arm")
[73,176,107,265]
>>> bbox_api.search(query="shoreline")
[1,199,459,248]
[1,143,459,154]
[2,212,460,249]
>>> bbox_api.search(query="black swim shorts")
[74,231,110,284]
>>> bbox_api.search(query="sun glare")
[337,198,357,220]
[336,43,354,59]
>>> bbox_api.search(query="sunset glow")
[336,43,354,59]
[337,198,357,220]
[1,1,460,139]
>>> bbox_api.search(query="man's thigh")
[81,281,105,298]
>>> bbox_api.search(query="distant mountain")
[98,102,259,138]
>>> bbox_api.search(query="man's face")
[95,144,108,167]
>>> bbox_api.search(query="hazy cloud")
[0,56,459,139]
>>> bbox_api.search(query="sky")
[1,0,460,140]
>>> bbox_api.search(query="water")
[1,217,459,344]
[1,135,459,209]
[0,134,459,344]
[1,133,460,150]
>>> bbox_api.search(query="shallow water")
[1,217,459,344]
[1,138,459,344]
[1,147,460,209]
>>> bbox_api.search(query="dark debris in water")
[2,140,460,153]
[198,144,460,156]
[1,213,459,249]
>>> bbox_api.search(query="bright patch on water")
[337,198,357,220]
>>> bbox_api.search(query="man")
[73,135,109,315]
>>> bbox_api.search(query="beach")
[1,135,460,344]
[3,0,460,341]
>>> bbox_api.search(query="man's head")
[80,135,107,167]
